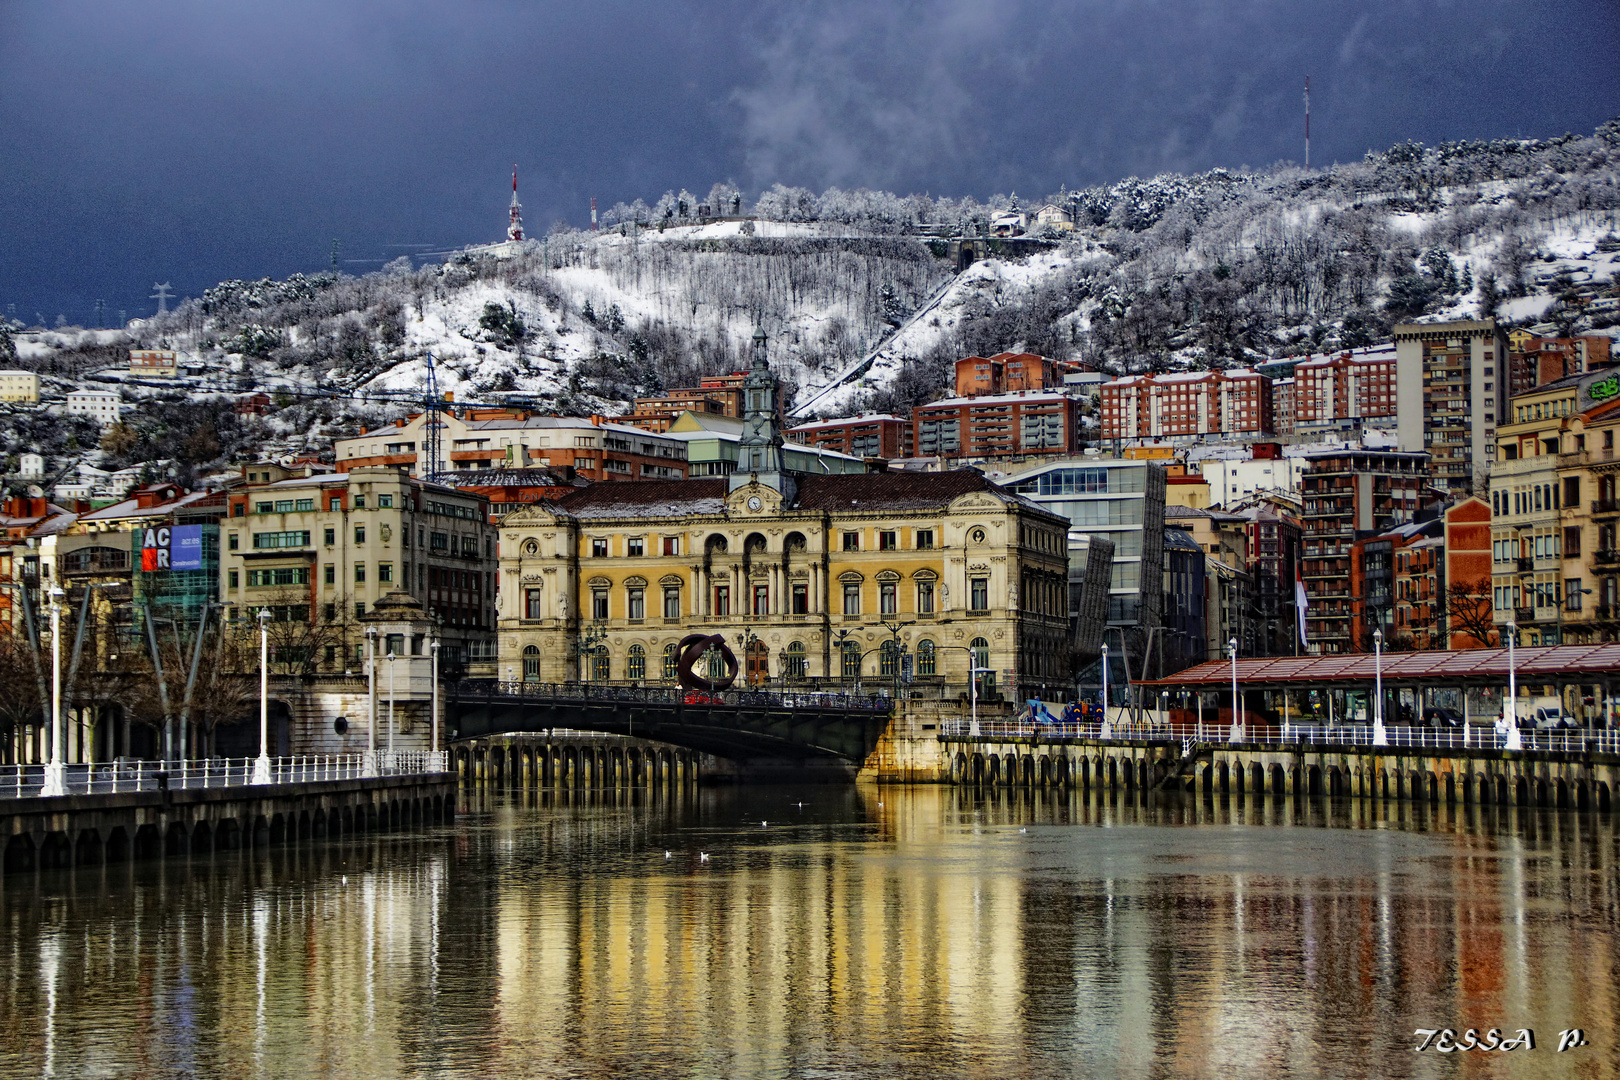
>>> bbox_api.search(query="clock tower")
[730,328,796,504]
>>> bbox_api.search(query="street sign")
[901,653,914,684]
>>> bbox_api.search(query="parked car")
[1421,707,1465,728]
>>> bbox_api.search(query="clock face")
[747,496,763,511]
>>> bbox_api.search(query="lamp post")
[387,650,397,765]
[1504,619,1522,750]
[1100,642,1110,737]
[580,622,607,688]
[252,608,273,784]
[41,586,66,796]
[364,626,378,776]
[1227,637,1242,742]
[1372,628,1388,747]
[430,635,441,765]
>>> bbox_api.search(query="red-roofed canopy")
[1139,644,1620,691]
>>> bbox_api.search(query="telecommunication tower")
[508,166,524,242]
[590,197,598,231]
[1304,76,1311,169]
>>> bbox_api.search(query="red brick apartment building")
[1444,496,1494,647]
[913,392,1082,460]
[1100,369,1273,441]
[1508,334,1614,397]
[787,414,914,459]
[1291,347,1399,433]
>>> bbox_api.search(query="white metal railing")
[0,751,450,799]
[936,718,1620,756]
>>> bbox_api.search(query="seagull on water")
[664,851,672,858]
[761,820,768,827]
[699,852,710,862]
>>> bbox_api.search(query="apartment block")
[335,410,687,483]
[219,465,497,667]
[1393,318,1509,494]
[1291,346,1398,436]
[913,392,1082,461]
[0,370,39,403]
[1507,333,1613,397]
[1444,496,1493,648]
[66,390,123,427]
[787,414,914,459]
[1299,448,1431,654]
[129,349,179,377]
[953,353,1066,397]
[1100,369,1273,443]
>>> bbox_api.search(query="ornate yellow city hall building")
[497,335,1072,703]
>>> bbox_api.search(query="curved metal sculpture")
[676,633,739,691]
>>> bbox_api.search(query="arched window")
[785,640,807,678]
[841,641,861,679]
[916,639,936,676]
[970,636,995,696]
[880,640,898,676]
[591,648,610,682]
[627,644,646,681]
[522,644,540,681]
[663,642,679,680]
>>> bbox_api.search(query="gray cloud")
[0,0,1614,320]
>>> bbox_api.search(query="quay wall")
[872,734,1620,812]
[1,773,456,877]
[454,734,711,789]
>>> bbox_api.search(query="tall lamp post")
[251,608,273,784]
[1227,636,1242,742]
[41,586,66,796]
[1100,642,1111,737]
[1504,619,1523,750]
[364,626,378,776]
[430,634,441,767]
[1372,628,1388,747]
[387,650,397,765]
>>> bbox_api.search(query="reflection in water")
[1,787,1618,1077]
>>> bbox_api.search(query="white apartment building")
[66,390,124,426]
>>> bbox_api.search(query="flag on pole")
[1294,563,1309,649]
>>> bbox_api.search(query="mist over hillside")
[4,119,1619,477]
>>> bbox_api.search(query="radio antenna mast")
[1304,75,1311,170]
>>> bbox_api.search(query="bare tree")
[1445,579,1497,648]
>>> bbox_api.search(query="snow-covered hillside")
[4,120,1617,475]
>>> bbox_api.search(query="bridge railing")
[0,752,450,799]
[455,679,893,713]
[937,718,1620,756]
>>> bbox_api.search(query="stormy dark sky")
[2,0,1616,325]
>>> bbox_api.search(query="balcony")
[1598,605,1614,620]
[1594,549,1620,567]
[1594,500,1620,517]
[1516,557,1534,573]
[1513,607,1535,623]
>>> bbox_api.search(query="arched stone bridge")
[447,681,893,772]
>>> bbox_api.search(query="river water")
[1,786,1617,1079]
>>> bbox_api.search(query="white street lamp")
[1227,636,1242,743]
[1099,643,1111,737]
[364,626,378,776]
[252,608,273,784]
[1504,620,1523,750]
[430,636,441,766]
[41,586,66,796]
[387,650,397,766]
[1372,628,1388,748]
